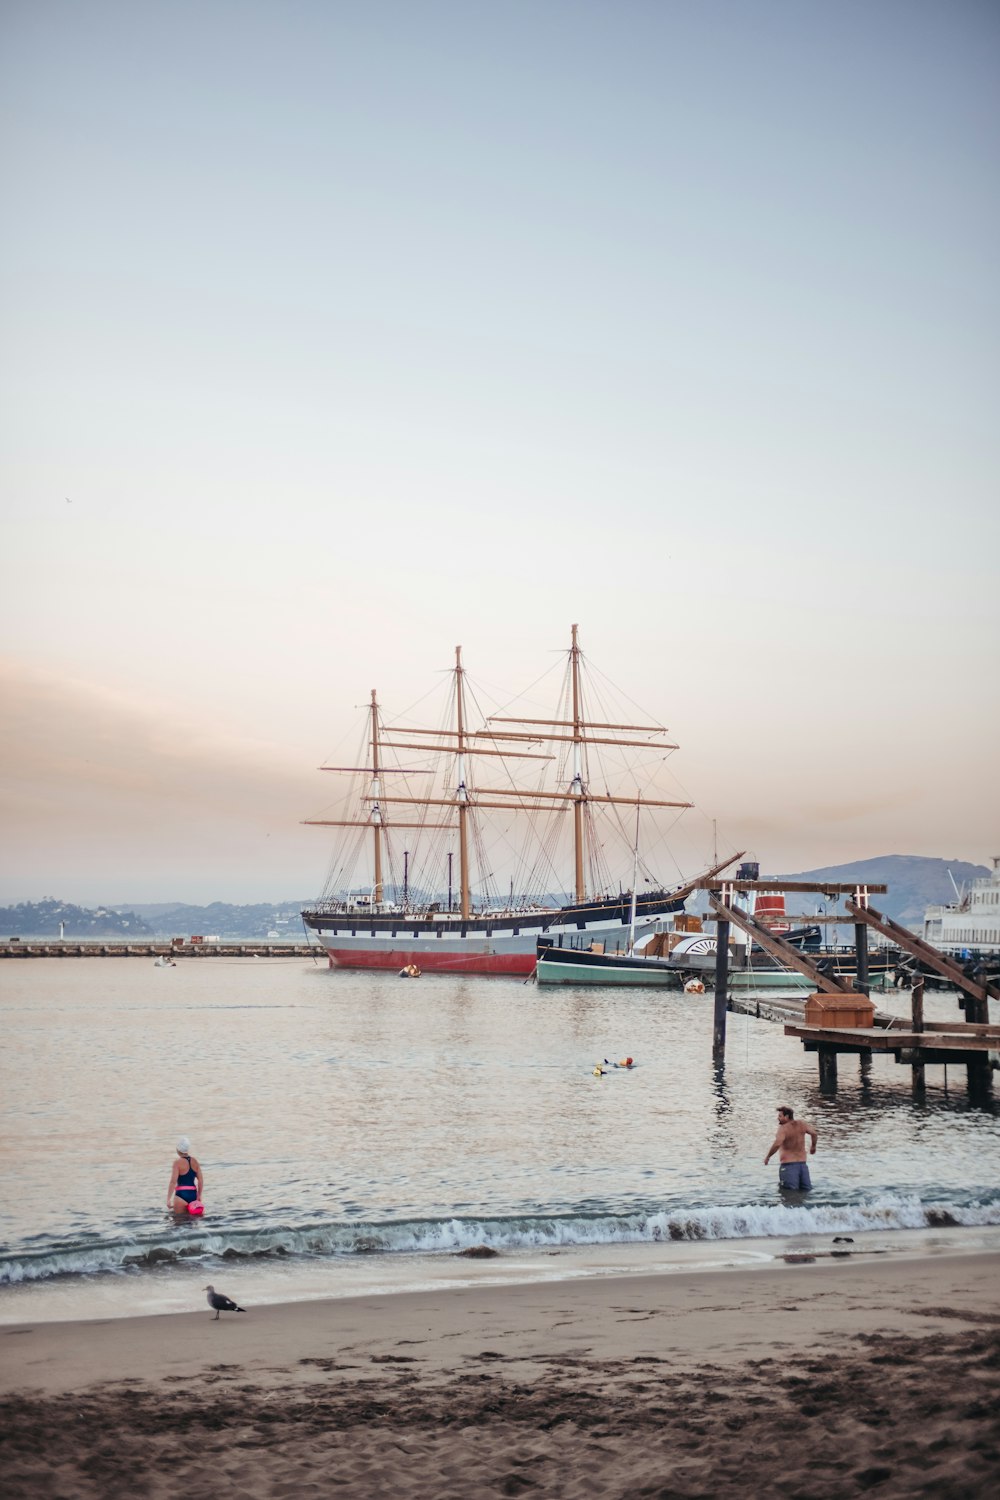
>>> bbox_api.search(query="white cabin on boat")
[923,858,1000,956]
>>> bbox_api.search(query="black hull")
[302,890,685,941]
[536,936,900,983]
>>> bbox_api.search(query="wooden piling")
[958,982,993,1098]
[818,1045,838,1090]
[853,922,869,995]
[967,1049,993,1100]
[911,977,925,1034]
[910,978,926,1096]
[712,918,730,1062]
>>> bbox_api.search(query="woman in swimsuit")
[168,1136,204,1213]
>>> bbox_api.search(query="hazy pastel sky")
[2,0,998,905]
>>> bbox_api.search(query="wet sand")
[2,1249,999,1497]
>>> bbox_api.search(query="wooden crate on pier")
[804,987,876,1029]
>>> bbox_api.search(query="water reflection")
[711,1064,730,1115]
[1,960,998,1273]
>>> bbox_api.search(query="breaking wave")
[3,1195,999,1285]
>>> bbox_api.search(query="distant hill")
[0,899,152,938]
[775,856,990,928]
[125,902,312,939]
[5,859,988,938]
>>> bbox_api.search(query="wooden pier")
[693,878,888,1065]
[693,878,998,1099]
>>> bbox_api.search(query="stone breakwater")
[0,940,321,958]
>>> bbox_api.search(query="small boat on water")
[726,952,896,990]
[535,942,686,986]
[534,935,895,989]
[535,890,898,989]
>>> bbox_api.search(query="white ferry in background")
[923,858,1000,957]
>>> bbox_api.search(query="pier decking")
[784,1017,1000,1080]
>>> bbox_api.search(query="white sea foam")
[3,1196,999,1285]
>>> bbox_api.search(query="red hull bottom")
[326,949,535,976]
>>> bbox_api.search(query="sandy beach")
[2,1246,998,1498]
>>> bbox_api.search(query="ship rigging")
[301,626,710,974]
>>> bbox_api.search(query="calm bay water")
[1,958,998,1321]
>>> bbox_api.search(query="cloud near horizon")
[1,655,996,905]
[0,658,324,903]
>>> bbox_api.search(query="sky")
[1,0,998,905]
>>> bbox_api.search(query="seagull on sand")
[204,1284,246,1320]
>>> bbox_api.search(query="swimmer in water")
[168,1136,204,1213]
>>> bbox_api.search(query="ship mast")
[570,623,585,902]
[369,689,384,905]
[475,625,692,906]
[454,646,471,919]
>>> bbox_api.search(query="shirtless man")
[764,1106,817,1191]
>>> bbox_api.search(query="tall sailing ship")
[301,626,724,974]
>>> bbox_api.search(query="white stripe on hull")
[311,915,660,960]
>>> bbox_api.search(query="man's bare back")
[770,1117,816,1163]
[764,1107,817,1190]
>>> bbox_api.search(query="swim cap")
[177,1136,191,1154]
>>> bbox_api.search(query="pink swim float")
[188,1201,204,1216]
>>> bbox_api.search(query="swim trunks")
[778,1161,812,1191]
